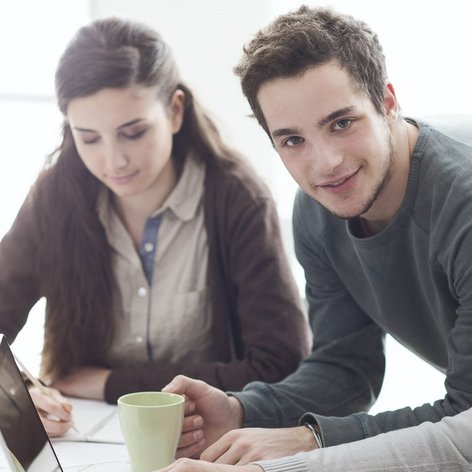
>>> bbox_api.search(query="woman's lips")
[108,170,139,185]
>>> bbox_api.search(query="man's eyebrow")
[72,118,144,133]
[270,106,357,138]
[272,127,300,139]
[317,106,356,128]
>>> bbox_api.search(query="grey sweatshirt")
[232,119,472,450]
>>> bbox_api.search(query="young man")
[160,6,472,471]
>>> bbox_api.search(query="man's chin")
[322,203,369,220]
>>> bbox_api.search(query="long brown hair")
[38,17,240,378]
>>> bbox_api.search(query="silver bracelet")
[304,422,323,449]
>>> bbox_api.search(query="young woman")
[0,18,309,435]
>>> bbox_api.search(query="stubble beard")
[325,136,395,221]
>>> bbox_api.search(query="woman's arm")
[0,195,42,345]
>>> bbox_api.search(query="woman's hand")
[29,385,73,437]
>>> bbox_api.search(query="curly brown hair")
[234,6,388,137]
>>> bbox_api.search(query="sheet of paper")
[53,441,130,471]
[53,398,123,444]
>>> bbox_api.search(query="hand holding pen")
[13,353,78,437]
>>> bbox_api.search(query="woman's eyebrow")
[117,118,144,130]
[71,126,96,133]
[72,118,144,133]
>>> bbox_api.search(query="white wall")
[1,0,90,374]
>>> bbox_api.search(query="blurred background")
[2,0,470,413]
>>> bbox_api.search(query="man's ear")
[169,89,185,134]
[383,82,399,121]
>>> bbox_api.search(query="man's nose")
[308,141,344,176]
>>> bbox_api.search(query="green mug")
[117,391,184,472]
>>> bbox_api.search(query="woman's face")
[67,85,184,200]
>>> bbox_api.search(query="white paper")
[53,442,130,471]
[52,398,123,444]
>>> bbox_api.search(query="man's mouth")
[318,167,360,188]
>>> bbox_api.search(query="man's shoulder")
[415,117,472,178]
[419,115,472,147]
[417,118,472,184]
[413,119,472,236]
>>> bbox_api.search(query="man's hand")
[201,426,318,465]
[29,385,73,437]
[162,375,244,458]
[51,366,111,400]
[157,458,262,471]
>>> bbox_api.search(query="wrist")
[228,396,244,429]
[303,422,323,449]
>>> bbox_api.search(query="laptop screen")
[0,335,62,471]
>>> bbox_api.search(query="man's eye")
[332,119,352,131]
[283,136,304,147]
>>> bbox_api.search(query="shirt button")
[136,336,144,344]
[138,287,147,297]
[144,242,154,252]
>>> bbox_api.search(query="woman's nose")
[104,143,129,172]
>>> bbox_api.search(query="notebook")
[52,398,123,444]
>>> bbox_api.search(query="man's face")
[257,61,399,221]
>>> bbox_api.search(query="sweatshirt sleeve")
[234,179,472,446]
[231,190,385,428]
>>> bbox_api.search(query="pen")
[12,352,80,434]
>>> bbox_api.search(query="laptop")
[0,335,131,472]
[0,334,62,471]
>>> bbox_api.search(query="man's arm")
[254,407,472,472]
[235,184,472,448]
[197,401,472,469]
[231,190,386,431]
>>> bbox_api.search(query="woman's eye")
[332,119,352,131]
[283,136,304,147]
[121,129,146,140]
[82,136,100,145]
